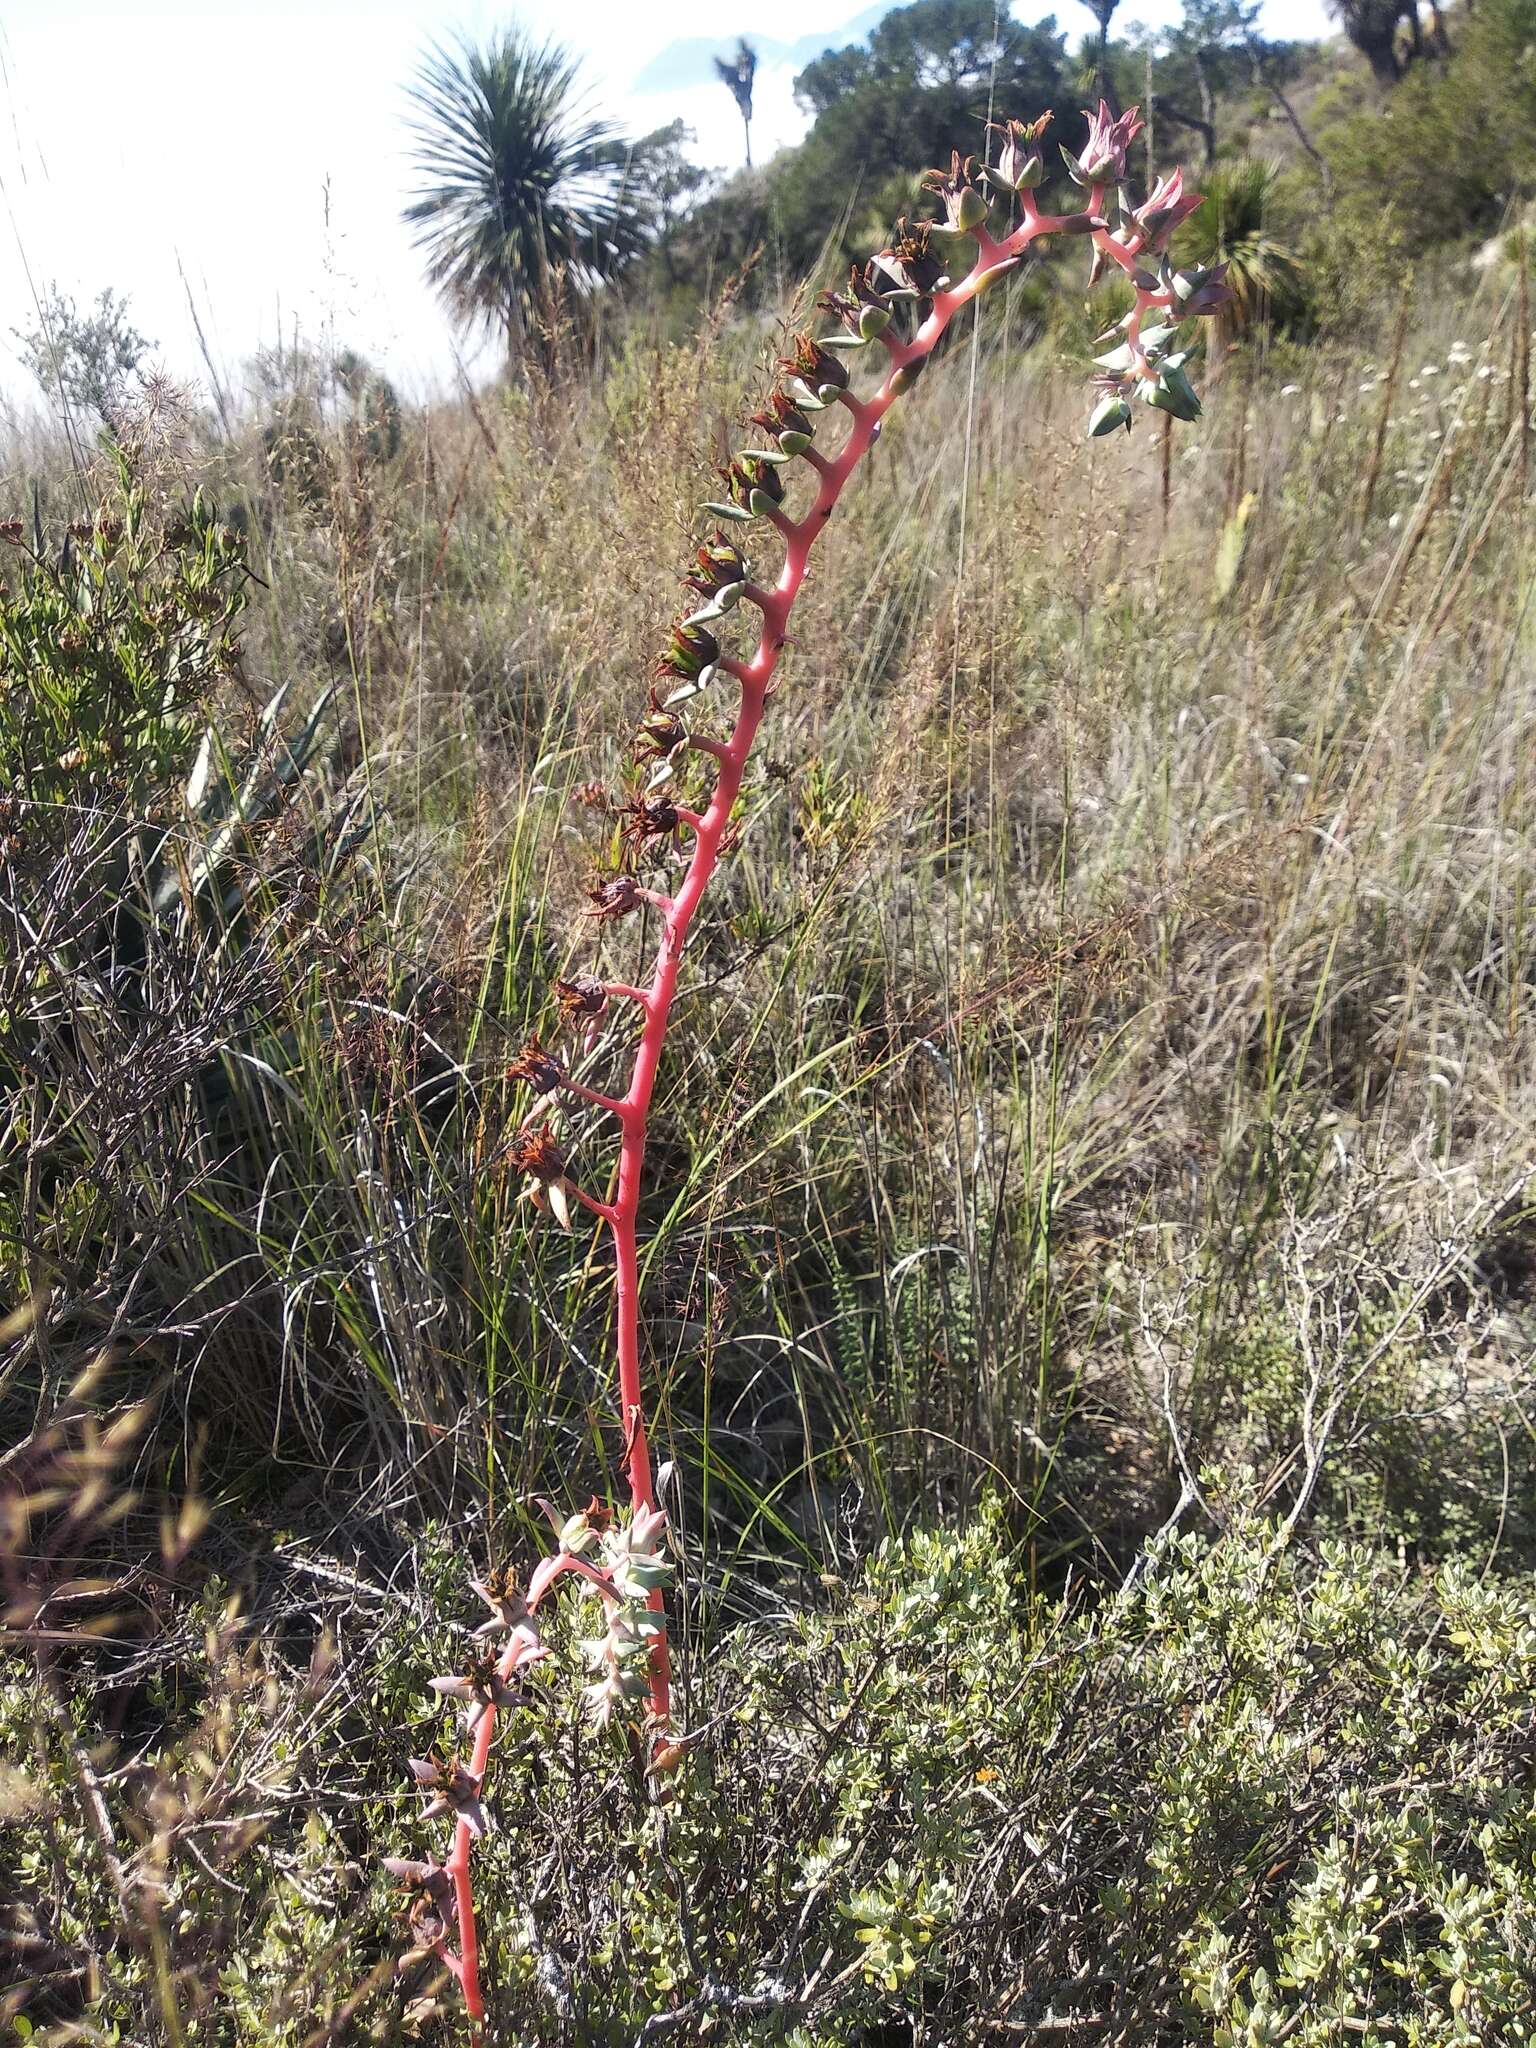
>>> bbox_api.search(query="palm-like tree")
[1086,0,1122,107]
[403,30,643,373]
[714,39,757,168]
[1178,159,1305,350]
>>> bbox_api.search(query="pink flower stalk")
[390,106,1216,2026]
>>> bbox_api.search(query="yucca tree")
[1177,158,1305,350]
[403,30,644,374]
[714,38,757,167]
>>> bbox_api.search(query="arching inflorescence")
[385,102,1226,2022]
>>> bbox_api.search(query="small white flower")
[1280,383,1300,396]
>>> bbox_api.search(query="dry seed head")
[552,975,608,1022]
[585,873,644,922]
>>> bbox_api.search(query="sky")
[0,0,1334,418]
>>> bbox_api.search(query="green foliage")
[0,478,246,819]
[5,82,1536,2042]
[11,1514,1536,2041]
[11,285,152,425]
[1317,0,1536,248]
[666,0,1078,287]
[1176,158,1309,341]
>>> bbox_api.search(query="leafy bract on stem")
[387,101,1220,2024]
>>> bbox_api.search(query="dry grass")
[3,241,1536,2038]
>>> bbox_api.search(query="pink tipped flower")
[407,1753,490,1837]
[1132,168,1203,250]
[985,112,1051,193]
[1065,100,1144,186]
[535,1494,606,1556]
[602,1504,671,1600]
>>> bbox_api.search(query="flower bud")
[1131,168,1203,251]
[708,454,787,522]
[750,390,816,458]
[558,1510,599,1555]
[870,219,949,298]
[986,113,1051,193]
[1093,324,1177,374]
[1169,260,1234,318]
[684,532,750,610]
[1088,389,1134,437]
[1062,99,1144,185]
[1142,359,1202,422]
[656,618,720,681]
[778,334,849,402]
[819,266,898,343]
[921,150,988,235]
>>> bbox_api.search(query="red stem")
[441,196,1171,2027]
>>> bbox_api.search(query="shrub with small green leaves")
[8,1506,1535,2043]
[0,472,248,825]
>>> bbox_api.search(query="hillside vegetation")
[3,1,1536,2041]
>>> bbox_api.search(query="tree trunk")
[743,112,752,169]
[1358,30,1401,83]
[1151,98,1216,164]
[1194,49,1217,167]
[1247,40,1333,200]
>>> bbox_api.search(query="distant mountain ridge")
[631,4,893,96]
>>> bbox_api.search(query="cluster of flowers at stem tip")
[383,100,1215,2011]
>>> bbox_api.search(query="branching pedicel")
[386,103,1227,2020]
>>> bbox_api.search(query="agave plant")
[1175,157,1306,347]
[403,29,645,374]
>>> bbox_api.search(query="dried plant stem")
[1361,277,1412,528]
[1517,231,1531,496]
